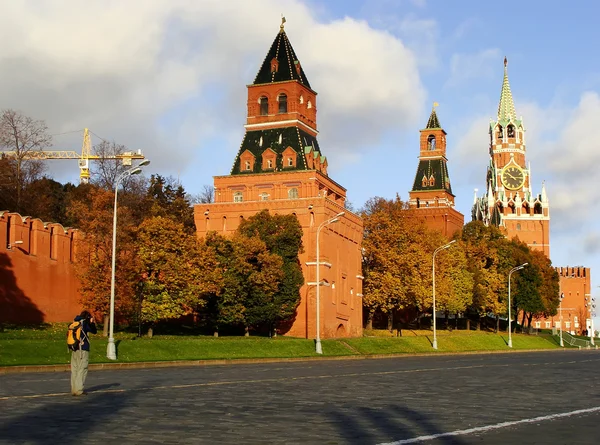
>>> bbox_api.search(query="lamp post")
[315,211,344,354]
[432,240,456,350]
[507,262,528,348]
[559,292,564,347]
[107,160,150,360]
[585,296,596,346]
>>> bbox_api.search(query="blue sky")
[1,0,598,325]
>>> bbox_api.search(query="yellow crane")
[0,128,145,183]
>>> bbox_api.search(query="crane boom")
[0,128,145,183]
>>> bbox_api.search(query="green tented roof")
[411,159,454,195]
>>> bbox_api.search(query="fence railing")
[562,331,593,348]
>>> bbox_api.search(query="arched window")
[233,191,243,202]
[422,176,428,187]
[507,125,515,138]
[260,192,269,201]
[244,160,251,171]
[427,135,436,150]
[287,157,294,166]
[259,97,268,115]
[497,126,503,139]
[416,197,420,208]
[429,176,435,187]
[278,94,287,113]
[288,188,299,199]
[267,159,273,169]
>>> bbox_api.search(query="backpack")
[67,321,87,351]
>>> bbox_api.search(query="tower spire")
[498,57,517,122]
[280,15,286,33]
[425,102,441,129]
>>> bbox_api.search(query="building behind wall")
[532,267,592,335]
[408,105,464,238]
[194,21,364,338]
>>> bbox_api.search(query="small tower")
[408,104,464,238]
[472,58,550,256]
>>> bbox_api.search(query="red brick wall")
[0,212,83,324]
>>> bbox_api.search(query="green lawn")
[0,324,562,367]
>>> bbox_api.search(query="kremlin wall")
[0,21,594,338]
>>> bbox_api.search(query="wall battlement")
[0,211,83,324]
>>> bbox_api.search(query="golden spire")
[433,101,439,110]
[280,15,286,33]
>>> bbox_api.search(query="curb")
[0,347,586,374]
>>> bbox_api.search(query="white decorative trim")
[305,261,332,268]
[356,293,364,297]
[356,275,364,280]
[245,119,318,134]
[307,281,331,286]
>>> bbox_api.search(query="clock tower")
[472,58,550,256]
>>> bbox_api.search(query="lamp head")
[335,211,345,218]
[138,159,151,167]
[130,168,142,176]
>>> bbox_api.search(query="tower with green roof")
[194,19,364,340]
[472,58,550,257]
[408,104,464,238]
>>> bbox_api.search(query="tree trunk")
[366,311,374,330]
[476,318,481,331]
[417,310,422,330]
[466,319,471,331]
[387,312,394,331]
[444,311,449,330]
[527,313,533,329]
[147,327,153,338]
[521,311,527,332]
[495,315,499,333]
[103,314,109,337]
[245,325,250,337]
[213,330,218,337]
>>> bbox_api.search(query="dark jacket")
[73,315,97,352]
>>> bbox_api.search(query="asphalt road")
[0,350,599,444]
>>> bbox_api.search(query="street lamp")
[507,262,528,348]
[584,296,596,346]
[432,239,456,350]
[315,211,344,354]
[107,160,151,360]
[559,292,564,347]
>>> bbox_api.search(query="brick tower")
[408,105,464,238]
[472,58,550,256]
[194,19,364,338]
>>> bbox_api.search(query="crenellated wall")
[0,211,83,324]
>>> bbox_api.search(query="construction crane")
[0,128,145,184]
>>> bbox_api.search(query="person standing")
[70,310,97,396]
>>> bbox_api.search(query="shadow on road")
[327,403,467,444]
[0,386,132,444]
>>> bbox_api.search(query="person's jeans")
[70,349,89,395]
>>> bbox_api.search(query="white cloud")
[0,0,425,182]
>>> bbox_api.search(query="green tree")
[237,210,304,334]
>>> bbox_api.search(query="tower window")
[278,94,288,113]
[270,57,279,73]
[267,159,273,169]
[259,97,268,115]
[244,160,251,171]
[427,135,436,150]
[307,100,312,109]
[287,157,294,166]
[260,192,270,201]
[416,197,420,208]
[507,125,515,138]
[497,126,503,139]
[288,188,299,199]
[233,192,243,202]
[429,176,435,187]
[422,176,428,188]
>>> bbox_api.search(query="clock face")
[501,166,525,190]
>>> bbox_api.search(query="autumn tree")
[136,216,222,335]
[237,210,304,334]
[191,185,214,204]
[67,185,140,330]
[0,110,52,212]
